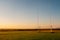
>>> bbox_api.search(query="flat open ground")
[0,31,60,40]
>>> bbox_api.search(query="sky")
[0,0,60,29]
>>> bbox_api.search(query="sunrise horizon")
[0,0,60,29]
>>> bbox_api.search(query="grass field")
[0,31,60,40]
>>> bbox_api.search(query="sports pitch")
[0,31,60,40]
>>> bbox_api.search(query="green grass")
[0,31,60,40]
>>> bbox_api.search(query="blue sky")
[0,0,60,29]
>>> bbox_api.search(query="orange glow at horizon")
[0,23,60,29]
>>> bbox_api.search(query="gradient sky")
[0,0,60,29]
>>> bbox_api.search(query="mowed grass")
[0,31,60,40]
